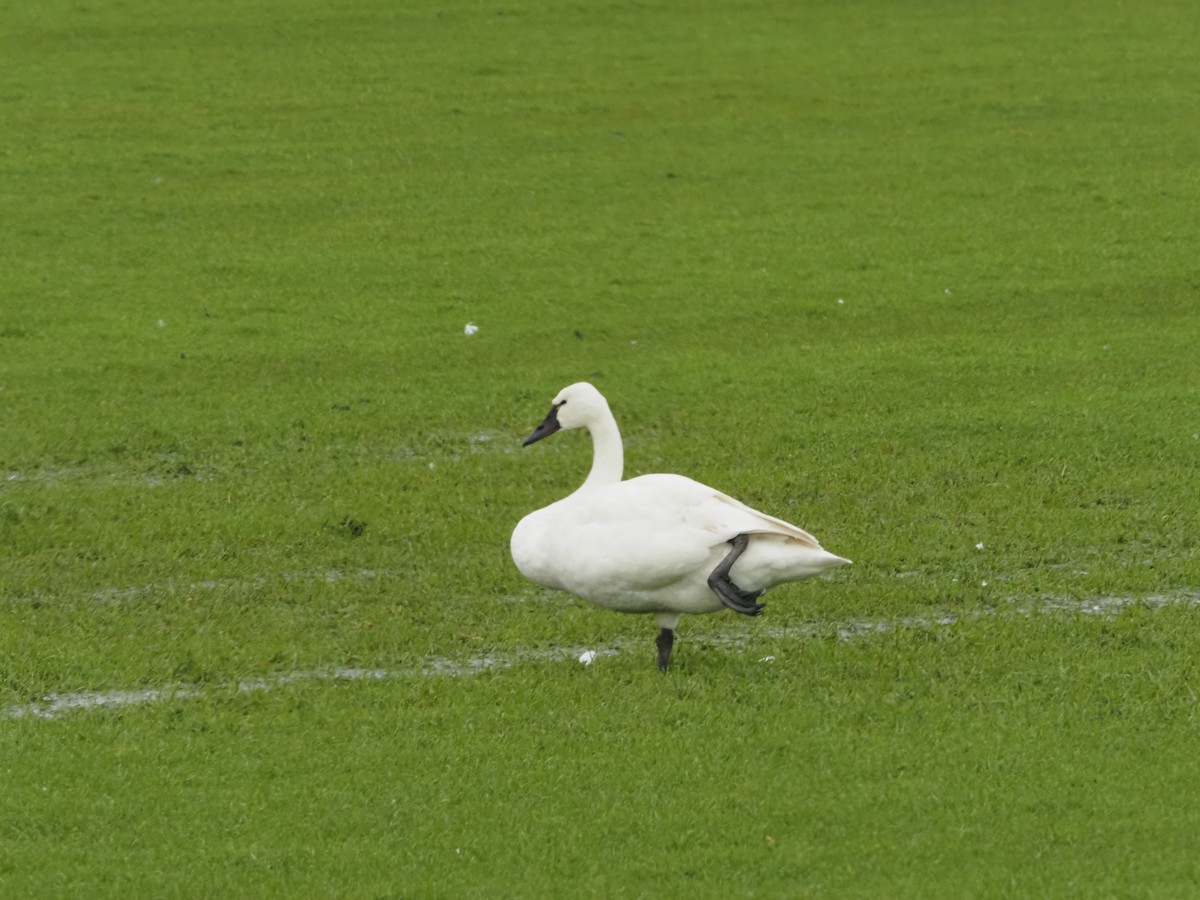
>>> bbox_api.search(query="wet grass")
[2,0,1199,895]
[4,611,1200,896]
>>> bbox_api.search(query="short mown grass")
[2,0,1198,896]
[4,611,1200,897]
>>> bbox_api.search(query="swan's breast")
[510,511,568,590]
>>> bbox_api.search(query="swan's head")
[522,382,610,446]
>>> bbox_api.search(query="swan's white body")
[510,383,850,666]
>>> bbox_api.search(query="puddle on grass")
[87,568,399,605]
[7,687,199,719]
[4,431,519,491]
[4,463,211,489]
[3,650,619,720]
[391,430,521,468]
[703,589,1200,652]
[5,589,1198,721]
[1016,590,1200,617]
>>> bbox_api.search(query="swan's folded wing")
[541,474,822,589]
[620,474,826,549]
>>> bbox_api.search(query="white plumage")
[511,382,850,670]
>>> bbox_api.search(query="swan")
[510,382,850,670]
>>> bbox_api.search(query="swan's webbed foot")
[708,533,766,617]
[656,627,674,672]
[718,583,766,616]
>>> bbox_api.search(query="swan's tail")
[730,534,850,593]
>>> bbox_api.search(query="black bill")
[522,404,562,446]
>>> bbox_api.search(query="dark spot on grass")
[339,517,367,537]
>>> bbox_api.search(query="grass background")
[2,0,1199,895]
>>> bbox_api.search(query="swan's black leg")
[708,533,766,616]
[656,627,674,672]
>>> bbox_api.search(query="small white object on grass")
[975,542,985,550]
[464,322,479,336]
[760,655,775,663]
[578,650,597,666]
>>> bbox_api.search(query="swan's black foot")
[656,627,674,671]
[708,533,766,616]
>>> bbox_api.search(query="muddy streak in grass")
[5,590,1198,720]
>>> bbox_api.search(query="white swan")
[510,382,850,670]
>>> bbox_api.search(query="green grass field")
[3,0,1199,895]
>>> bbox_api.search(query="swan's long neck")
[579,411,624,492]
